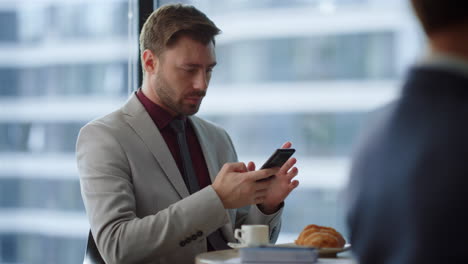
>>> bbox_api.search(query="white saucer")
[227,242,274,249]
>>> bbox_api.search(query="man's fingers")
[280,141,292,149]
[287,167,299,181]
[225,162,248,173]
[289,180,299,191]
[279,180,299,200]
[247,168,279,181]
[279,157,297,175]
[247,161,256,172]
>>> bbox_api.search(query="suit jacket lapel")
[122,94,190,198]
[190,116,236,238]
[188,116,218,184]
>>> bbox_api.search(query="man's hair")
[139,4,221,58]
[411,0,468,35]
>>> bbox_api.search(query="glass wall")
[0,0,138,263]
[213,32,396,84]
[160,0,423,243]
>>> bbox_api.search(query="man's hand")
[212,162,279,209]
[254,142,299,214]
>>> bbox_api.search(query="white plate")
[277,243,352,255]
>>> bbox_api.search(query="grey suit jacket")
[76,94,282,264]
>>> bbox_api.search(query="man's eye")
[206,68,213,73]
[183,68,196,73]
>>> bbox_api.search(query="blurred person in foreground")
[346,0,468,263]
[76,4,299,264]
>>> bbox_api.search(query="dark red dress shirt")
[136,89,212,189]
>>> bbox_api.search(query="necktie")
[169,118,229,250]
[169,118,200,194]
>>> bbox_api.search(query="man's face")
[152,36,217,116]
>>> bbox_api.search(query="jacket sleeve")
[221,129,283,243]
[76,122,229,264]
[234,204,283,243]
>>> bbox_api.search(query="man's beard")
[154,73,205,116]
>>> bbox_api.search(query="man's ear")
[142,49,159,74]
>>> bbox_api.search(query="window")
[213,32,396,84]
[0,0,138,263]
[0,0,423,262]
[158,0,422,243]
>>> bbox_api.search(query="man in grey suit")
[346,1,468,264]
[76,4,299,264]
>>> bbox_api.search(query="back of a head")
[139,4,221,57]
[411,0,468,35]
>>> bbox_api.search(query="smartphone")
[260,148,296,169]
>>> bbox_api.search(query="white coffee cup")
[234,225,269,246]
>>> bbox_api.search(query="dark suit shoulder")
[348,66,468,264]
[403,66,468,97]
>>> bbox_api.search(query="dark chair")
[83,230,106,264]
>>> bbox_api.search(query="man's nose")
[193,70,208,91]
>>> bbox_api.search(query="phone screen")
[260,148,296,169]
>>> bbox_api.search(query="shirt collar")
[418,50,468,79]
[136,88,186,129]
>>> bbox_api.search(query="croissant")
[295,224,345,248]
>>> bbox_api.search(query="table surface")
[196,248,357,264]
